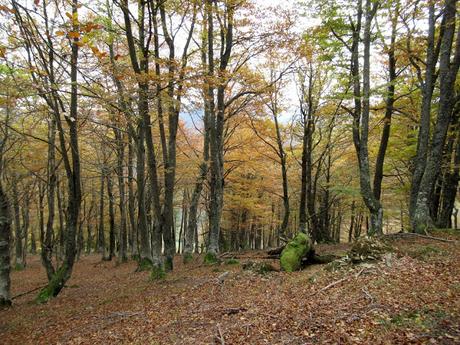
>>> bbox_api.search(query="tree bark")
[409,2,441,221]
[208,0,234,258]
[373,5,398,201]
[412,0,460,233]
[106,171,115,260]
[273,111,290,240]
[0,183,10,306]
[12,176,24,269]
[350,0,383,235]
[36,0,82,302]
[98,169,106,255]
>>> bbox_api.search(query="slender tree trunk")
[127,134,136,256]
[56,175,65,258]
[37,0,82,302]
[107,3,129,263]
[115,130,127,262]
[273,113,290,240]
[21,196,30,266]
[121,0,162,270]
[185,22,210,261]
[349,201,356,243]
[106,171,115,260]
[409,2,439,220]
[299,104,309,234]
[98,169,106,255]
[12,177,24,270]
[0,183,10,306]
[350,0,383,235]
[208,1,234,258]
[77,200,84,260]
[436,108,460,228]
[373,6,397,201]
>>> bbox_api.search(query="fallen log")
[303,253,340,265]
[267,246,285,256]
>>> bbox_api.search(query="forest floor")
[1,230,460,345]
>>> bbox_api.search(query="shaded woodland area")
[0,0,460,343]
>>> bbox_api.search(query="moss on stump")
[150,266,166,280]
[36,266,67,304]
[183,252,193,264]
[137,258,153,272]
[204,252,220,265]
[280,232,312,272]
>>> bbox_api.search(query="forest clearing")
[1,0,460,343]
[1,232,460,344]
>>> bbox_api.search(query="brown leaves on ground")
[1,232,459,344]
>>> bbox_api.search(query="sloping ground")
[1,231,459,345]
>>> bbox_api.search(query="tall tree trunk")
[127,134,137,256]
[36,0,82,302]
[0,183,10,306]
[12,176,24,269]
[409,2,439,220]
[106,171,115,260]
[273,112,290,240]
[86,190,95,254]
[56,175,65,258]
[21,195,30,266]
[185,20,211,261]
[349,201,356,243]
[437,171,459,229]
[350,0,383,235]
[107,2,129,263]
[373,5,397,201]
[208,0,234,258]
[412,0,460,233]
[115,129,127,262]
[98,169,106,255]
[298,63,325,240]
[121,0,163,272]
[299,113,309,234]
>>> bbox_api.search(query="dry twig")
[215,323,225,345]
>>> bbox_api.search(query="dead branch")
[12,285,46,300]
[312,277,348,296]
[222,307,247,315]
[215,323,225,345]
[361,286,375,303]
[313,268,366,296]
[383,232,457,243]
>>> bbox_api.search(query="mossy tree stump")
[280,232,313,272]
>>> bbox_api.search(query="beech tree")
[10,0,83,302]
[411,0,460,233]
